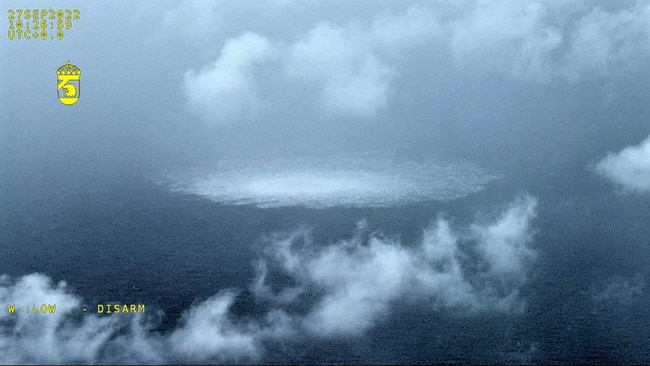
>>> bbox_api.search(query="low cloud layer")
[255,195,537,337]
[285,23,394,117]
[183,7,437,122]
[180,1,650,125]
[591,274,645,307]
[1,196,537,363]
[596,135,650,192]
[0,275,259,364]
[184,32,276,125]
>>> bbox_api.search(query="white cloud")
[0,274,261,364]
[168,291,261,362]
[0,195,537,362]
[369,6,441,50]
[450,0,650,81]
[591,274,645,307]
[178,1,650,125]
[0,274,143,364]
[174,4,443,120]
[449,0,563,81]
[471,195,537,276]
[255,195,538,336]
[172,0,650,118]
[562,3,650,80]
[283,6,440,117]
[596,135,650,192]
[285,22,393,117]
[303,232,414,336]
[184,32,276,125]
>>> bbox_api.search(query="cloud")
[256,222,415,336]
[181,6,441,121]
[285,22,393,117]
[368,6,441,50]
[0,274,145,364]
[447,0,650,81]
[255,195,538,336]
[167,291,261,363]
[178,1,650,128]
[449,0,563,81]
[562,3,650,80]
[591,274,645,307]
[0,274,261,364]
[184,32,276,125]
[0,195,537,363]
[471,195,537,276]
[284,6,440,117]
[595,135,650,192]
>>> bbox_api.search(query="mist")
[2,0,650,189]
[2,1,650,364]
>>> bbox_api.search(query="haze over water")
[1,0,650,364]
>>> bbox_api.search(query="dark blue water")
[1,159,649,364]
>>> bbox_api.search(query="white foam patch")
[167,156,498,208]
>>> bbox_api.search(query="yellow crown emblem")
[57,60,81,105]
[57,60,81,76]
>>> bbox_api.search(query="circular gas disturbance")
[167,156,498,208]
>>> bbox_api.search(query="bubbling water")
[167,155,498,208]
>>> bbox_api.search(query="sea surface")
[1,157,649,364]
